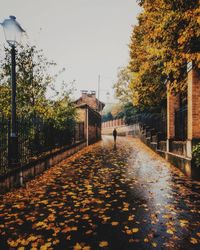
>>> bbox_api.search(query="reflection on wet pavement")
[0,136,200,249]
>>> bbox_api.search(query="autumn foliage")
[122,0,200,107]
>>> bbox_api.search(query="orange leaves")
[7,235,39,248]
[179,219,189,228]
[7,239,19,248]
[166,229,174,235]
[74,243,82,250]
[40,242,52,250]
[125,227,139,235]
[47,213,55,222]
[34,221,48,229]
[1,136,200,250]
[62,226,77,233]
[128,0,200,106]
[99,241,109,247]
[111,221,119,226]
[132,228,139,233]
[73,243,91,250]
[13,203,25,210]
[190,237,199,244]
[128,215,134,221]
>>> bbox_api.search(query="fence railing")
[0,116,9,173]
[175,106,187,141]
[0,115,84,174]
[128,112,167,139]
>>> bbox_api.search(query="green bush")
[192,143,200,167]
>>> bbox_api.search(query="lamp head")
[1,16,25,47]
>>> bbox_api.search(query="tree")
[0,44,55,118]
[113,67,134,104]
[0,43,77,140]
[128,0,200,108]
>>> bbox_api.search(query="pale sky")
[0,0,141,103]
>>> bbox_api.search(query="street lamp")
[1,16,25,167]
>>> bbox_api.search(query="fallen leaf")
[74,243,82,250]
[190,238,198,244]
[111,222,119,226]
[152,242,157,247]
[99,241,109,247]
[132,228,139,233]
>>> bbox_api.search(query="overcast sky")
[0,0,141,102]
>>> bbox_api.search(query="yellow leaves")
[27,235,38,242]
[71,227,78,231]
[190,237,198,244]
[74,243,91,250]
[122,202,130,211]
[74,243,82,250]
[40,242,52,250]
[99,241,109,247]
[128,215,134,221]
[99,190,107,195]
[13,203,25,210]
[83,247,91,250]
[152,242,157,248]
[179,219,188,228]
[197,232,200,237]
[7,239,19,248]
[35,221,48,229]
[47,213,55,222]
[166,229,174,235]
[132,228,139,233]
[102,216,111,222]
[18,247,25,250]
[126,228,139,235]
[40,200,48,205]
[126,230,132,235]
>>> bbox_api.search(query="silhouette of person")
[113,128,117,143]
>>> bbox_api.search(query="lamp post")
[1,16,25,167]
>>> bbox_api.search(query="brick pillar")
[167,82,180,152]
[167,83,180,139]
[117,119,119,126]
[188,67,200,139]
[187,65,200,157]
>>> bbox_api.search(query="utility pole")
[98,75,100,112]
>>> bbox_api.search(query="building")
[74,91,105,145]
[75,90,105,113]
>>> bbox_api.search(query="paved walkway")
[0,136,200,250]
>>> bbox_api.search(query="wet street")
[0,136,200,250]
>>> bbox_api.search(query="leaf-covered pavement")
[0,136,200,250]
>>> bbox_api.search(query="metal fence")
[128,112,167,139]
[0,116,9,173]
[0,115,85,174]
[175,106,187,141]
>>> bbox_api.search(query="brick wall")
[187,68,200,139]
[102,119,124,128]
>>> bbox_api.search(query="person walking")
[113,128,117,143]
